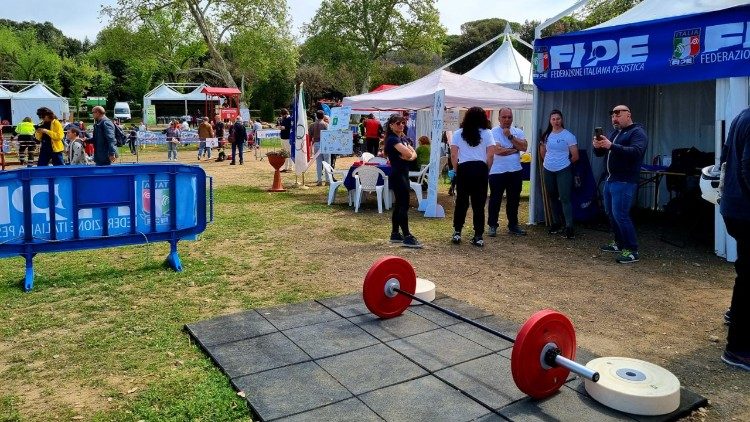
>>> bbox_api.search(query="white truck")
[114,102,131,120]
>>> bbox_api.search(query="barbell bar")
[363,256,600,399]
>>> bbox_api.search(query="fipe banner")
[533,5,750,91]
[0,170,198,246]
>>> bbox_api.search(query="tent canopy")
[464,36,532,88]
[343,70,532,111]
[370,84,399,93]
[0,86,13,99]
[533,1,750,91]
[144,83,183,100]
[200,86,241,96]
[529,0,749,261]
[10,82,68,124]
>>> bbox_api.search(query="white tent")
[11,82,69,124]
[0,86,11,99]
[530,0,750,261]
[464,36,532,90]
[343,70,532,111]
[142,82,219,122]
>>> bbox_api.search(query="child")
[67,127,88,165]
[165,121,180,161]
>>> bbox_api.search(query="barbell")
[362,256,599,399]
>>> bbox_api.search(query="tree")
[304,0,445,93]
[103,0,290,89]
[0,26,62,89]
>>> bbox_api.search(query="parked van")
[114,102,131,120]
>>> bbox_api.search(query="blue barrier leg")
[23,254,36,292]
[166,240,183,272]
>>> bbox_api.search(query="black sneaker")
[721,350,750,371]
[724,308,731,325]
[402,235,423,249]
[488,226,498,237]
[451,231,461,244]
[470,236,484,247]
[616,249,639,264]
[548,224,563,234]
[390,233,404,243]
[508,225,527,236]
[563,227,575,239]
[600,241,620,253]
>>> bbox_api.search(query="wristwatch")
[508,134,514,141]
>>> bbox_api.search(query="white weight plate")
[584,357,680,416]
[410,277,436,305]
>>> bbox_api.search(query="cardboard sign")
[205,138,218,148]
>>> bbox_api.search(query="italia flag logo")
[672,28,701,60]
[533,47,550,75]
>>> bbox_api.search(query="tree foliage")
[303,0,445,93]
[0,26,63,89]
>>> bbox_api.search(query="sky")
[1,0,582,42]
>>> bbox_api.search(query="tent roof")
[14,82,64,99]
[343,70,532,111]
[464,36,531,86]
[370,84,399,93]
[592,0,747,29]
[200,86,241,96]
[185,83,221,101]
[144,83,184,100]
[0,85,12,99]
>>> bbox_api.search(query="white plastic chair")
[352,165,388,213]
[322,161,351,206]
[409,165,429,211]
[368,156,388,164]
[361,152,375,162]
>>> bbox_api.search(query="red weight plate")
[511,309,576,399]
[362,256,416,319]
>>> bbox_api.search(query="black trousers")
[17,135,36,164]
[365,137,379,155]
[391,171,411,236]
[724,216,750,353]
[37,142,64,166]
[487,170,523,229]
[453,161,489,236]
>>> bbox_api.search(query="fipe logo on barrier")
[547,35,649,71]
[0,184,67,225]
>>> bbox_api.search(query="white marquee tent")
[530,0,749,260]
[343,70,532,111]
[464,35,532,90]
[10,82,69,124]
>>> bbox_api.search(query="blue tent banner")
[533,5,750,91]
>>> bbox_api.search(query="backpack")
[114,124,127,147]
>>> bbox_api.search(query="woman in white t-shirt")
[540,109,579,239]
[450,107,495,247]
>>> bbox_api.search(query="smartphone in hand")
[594,127,603,140]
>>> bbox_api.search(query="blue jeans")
[313,142,330,182]
[231,140,244,163]
[603,181,638,251]
[198,140,211,158]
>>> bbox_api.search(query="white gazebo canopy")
[11,82,69,123]
[343,70,532,111]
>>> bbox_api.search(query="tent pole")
[439,33,504,70]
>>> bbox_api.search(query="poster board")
[328,106,352,131]
[320,130,353,154]
[146,105,156,126]
[423,90,446,218]
[205,138,218,148]
[443,108,460,132]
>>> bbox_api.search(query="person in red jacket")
[363,113,383,156]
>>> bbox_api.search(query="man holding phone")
[593,105,648,263]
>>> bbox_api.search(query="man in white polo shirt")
[488,107,528,236]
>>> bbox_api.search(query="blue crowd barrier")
[0,164,213,291]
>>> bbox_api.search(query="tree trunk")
[360,66,372,94]
[186,1,237,89]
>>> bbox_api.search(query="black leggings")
[454,160,489,236]
[391,171,411,236]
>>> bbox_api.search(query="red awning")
[200,86,241,95]
[370,84,399,93]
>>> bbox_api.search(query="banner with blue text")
[533,5,750,91]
